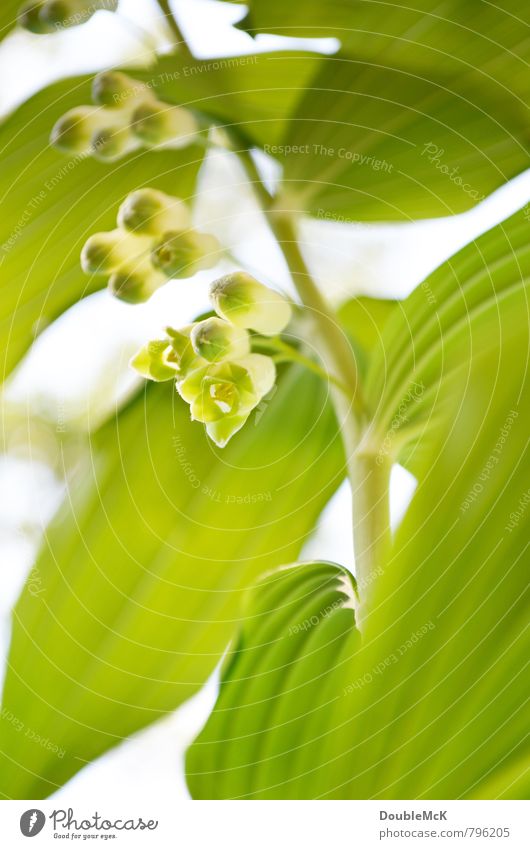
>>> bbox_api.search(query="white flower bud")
[81,229,151,274]
[91,124,138,161]
[50,106,101,155]
[151,230,220,279]
[190,317,250,362]
[92,70,148,109]
[210,272,292,335]
[108,256,166,304]
[131,100,199,148]
[117,188,190,236]
[18,1,52,33]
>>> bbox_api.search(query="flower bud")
[92,70,148,109]
[190,317,249,363]
[42,0,118,29]
[108,257,166,304]
[151,230,220,279]
[18,1,52,33]
[131,100,198,148]
[130,339,179,382]
[91,124,138,161]
[210,272,292,335]
[50,106,101,155]
[81,229,150,274]
[117,188,190,236]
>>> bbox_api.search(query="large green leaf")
[136,51,322,148]
[0,75,203,380]
[187,338,530,798]
[0,364,344,798]
[230,0,530,98]
[226,1,530,219]
[363,204,530,474]
[279,56,529,220]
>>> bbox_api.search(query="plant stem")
[351,452,392,630]
[235,149,393,626]
[156,0,193,59]
[236,149,363,413]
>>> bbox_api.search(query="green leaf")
[0,3,20,43]
[133,51,323,148]
[0,365,345,798]
[279,56,529,220]
[337,295,399,378]
[187,337,530,799]
[0,75,204,380]
[231,0,530,101]
[227,2,530,219]
[363,204,530,474]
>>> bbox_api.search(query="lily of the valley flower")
[129,271,290,446]
[177,355,275,447]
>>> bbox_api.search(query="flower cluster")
[81,188,220,303]
[50,71,199,161]
[131,272,293,446]
[19,0,118,34]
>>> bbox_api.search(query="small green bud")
[42,0,118,29]
[130,339,179,382]
[108,258,166,304]
[190,317,249,363]
[50,106,101,155]
[210,272,292,335]
[18,1,52,33]
[151,230,220,279]
[176,353,275,447]
[117,188,190,236]
[81,229,151,274]
[39,0,73,27]
[92,70,148,109]
[130,100,198,148]
[91,124,137,161]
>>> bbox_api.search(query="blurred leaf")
[134,51,323,147]
[0,365,345,798]
[0,3,19,42]
[231,0,530,101]
[226,1,530,218]
[280,57,529,220]
[187,336,530,798]
[337,295,399,378]
[0,75,203,380]
[363,204,530,474]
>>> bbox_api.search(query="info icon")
[20,810,46,837]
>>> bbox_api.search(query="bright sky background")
[1,0,530,802]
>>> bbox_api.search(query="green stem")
[236,148,362,413]
[156,0,193,59]
[351,452,392,630]
[236,147,393,628]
